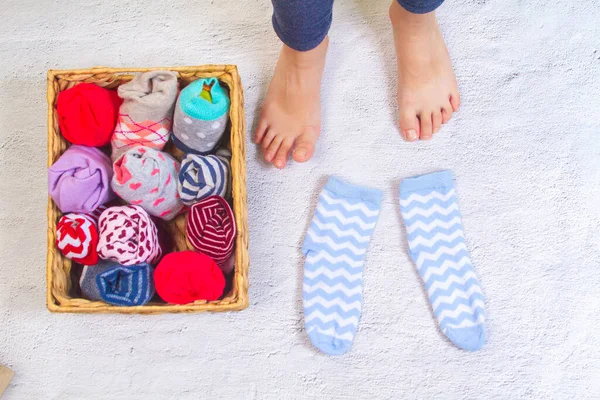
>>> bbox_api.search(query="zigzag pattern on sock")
[400,171,486,351]
[303,178,381,356]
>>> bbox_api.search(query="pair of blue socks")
[302,171,486,356]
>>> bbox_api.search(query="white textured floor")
[1,0,599,399]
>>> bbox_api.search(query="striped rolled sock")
[89,205,108,221]
[80,260,155,306]
[178,149,231,205]
[399,170,486,351]
[302,177,382,356]
[186,196,236,268]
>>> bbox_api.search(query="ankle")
[281,37,328,70]
[389,1,436,31]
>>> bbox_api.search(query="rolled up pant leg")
[271,0,334,52]
[396,0,445,14]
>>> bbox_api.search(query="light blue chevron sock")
[400,170,486,351]
[302,177,382,356]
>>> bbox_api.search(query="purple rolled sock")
[48,145,115,213]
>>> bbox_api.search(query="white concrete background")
[1,0,599,398]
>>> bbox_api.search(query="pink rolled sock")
[96,205,162,266]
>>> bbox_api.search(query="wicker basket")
[46,65,248,313]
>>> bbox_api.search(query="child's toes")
[265,135,283,163]
[274,138,294,169]
[419,112,434,140]
[441,104,453,124]
[432,110,442,133]
[399,109,420,142]
[261,129,276,151]
[255,120,269,144]
[292,128,318,163]
[450,92,460,112]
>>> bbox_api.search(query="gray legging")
[272,0,445,51]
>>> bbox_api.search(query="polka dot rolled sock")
[177,148,231,205]
[186,195,236,272]
[111,146,183,220]
[55,205,107,265]
[97,205,162,266]
[57,83,122,147]
[48,145,115,214]
[302,177,382,356]
[111,71,179,161]
[172,78,230,155]
[399,170,486,351]
[80,260,154,306]
[154,251,225,304]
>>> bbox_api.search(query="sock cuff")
[400,170,454,195]
[324,176,383,206]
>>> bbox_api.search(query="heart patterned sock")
[96,205,162,266]
[111,147,183,220]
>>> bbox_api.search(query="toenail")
[405,129,418,141]
[294,149,307,159]
[266,152,273,160]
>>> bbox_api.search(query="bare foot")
[255,38,328,169]
[390,1,460,141]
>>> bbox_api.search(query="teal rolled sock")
[172,78,230,155]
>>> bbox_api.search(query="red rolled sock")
[57,83,122,147]
[154,251,225,304]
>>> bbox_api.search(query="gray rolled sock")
[111,146,184,221]
[172,78,230,155]
[111,71,179,161]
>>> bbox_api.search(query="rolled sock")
[48,145,115,213]
[80,260,155,306]
[154,251,225,304]
[399,170,486,351]
[186,196,236,269]
[111,147,183,220]
[111,71,179,161]
[97,205,162,266]
[57,83,122,147]
[55,205,107,265]
[80,260,111,301]
[177,148,231,205]
[172,78,230,155]
[302,177,382,356]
